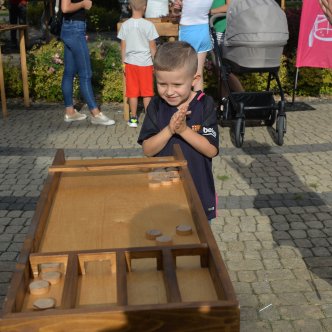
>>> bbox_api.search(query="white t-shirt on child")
[117,18,159,66]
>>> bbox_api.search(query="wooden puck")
[166,167,178,171]
[161,179,172,186]
[39,262,61,273]
[146,229,162,240]
[40,271,62,285]
[33,297,56,310]
[176,224,193,236]
[29,280,50,295]
[168,170,180,178]
[149,180,161,188]
[156,235,173,245]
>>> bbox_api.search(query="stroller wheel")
[276,115,286,146]
[235,118,245,148]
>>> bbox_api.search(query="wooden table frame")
[0,145,239,331]
[0,24,30,118]
[117,19,179,121]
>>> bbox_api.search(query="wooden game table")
[0,24,30,118]
[116,18,179,121]
[0,145,239,331]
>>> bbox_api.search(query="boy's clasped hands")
[168,105,191,135]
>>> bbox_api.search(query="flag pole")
[292,67,299,105]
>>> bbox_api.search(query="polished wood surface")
[39,169,198,252]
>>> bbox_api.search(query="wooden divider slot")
[60,253,79,309]
[78,252,116,275]
[76,252,117,307]
[29,254,68,277]
[162,249,182,303]
[116,251,128,306]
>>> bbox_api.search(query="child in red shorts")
[117,0,159,127]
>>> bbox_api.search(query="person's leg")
[125,64,140,127]
[228,73,244,92]
[140,65,153,111]
[61,38,77,114]
[18,2,27,25]
[143,96,151,111]
[69,23,98,114]
[61,20,114,124]
[221,73,245,98]
[195,51,207,92]
[9,3,18,43]
[61,22,87,122]
[128,97,138,118]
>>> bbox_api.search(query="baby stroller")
[209,0,289,147]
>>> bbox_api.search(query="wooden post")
[0,44,7,117]
[281,0,286,10]
[19,28,30,108]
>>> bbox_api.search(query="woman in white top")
[173,0,213,91]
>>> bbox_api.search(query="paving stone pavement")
[0,97,332,331]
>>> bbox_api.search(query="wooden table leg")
[19,29,30,108]
[0,45,7,118]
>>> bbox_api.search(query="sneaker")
[64,110,87,122]
[128,116,138,128]
[90,112,115,126]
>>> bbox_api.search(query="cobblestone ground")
[0,98,332,331]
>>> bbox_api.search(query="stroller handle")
[209,13,226,28]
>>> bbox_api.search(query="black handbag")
[49,0,62,36]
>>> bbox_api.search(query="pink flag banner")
[296,0,332,68]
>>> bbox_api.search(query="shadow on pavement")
[225,141,332,295]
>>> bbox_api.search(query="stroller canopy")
[225,0,289,47]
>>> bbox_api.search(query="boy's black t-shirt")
[137,91,219,220]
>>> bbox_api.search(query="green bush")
[27,39,75,101]
[3,58,23,98]
[286,56,332,96]
[89,40,123,101]
[236,54,332,97]
[101,70,123,102]
[16,38,122,102]
[87,6,121,32]
[27,1,44,27]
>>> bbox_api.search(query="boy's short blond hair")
[129,0,147,11]
[153,41,198,77]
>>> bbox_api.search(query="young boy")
[138,41,219,220]
[117,0,159,128]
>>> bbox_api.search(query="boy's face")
[155,67,199,108]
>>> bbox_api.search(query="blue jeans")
[60,20,97,110]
